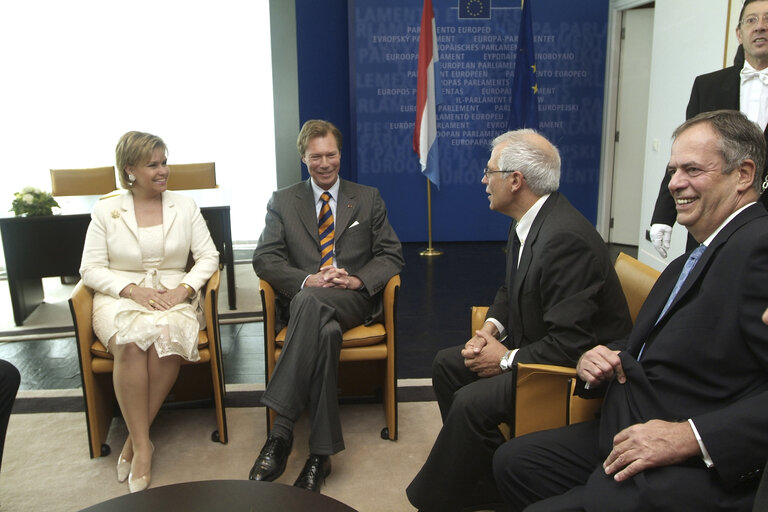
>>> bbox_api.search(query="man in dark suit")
[650,0,768,258]
[249,120,403,492]
[494,110,768,512]
[406,130,632,511]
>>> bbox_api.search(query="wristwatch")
[499,350,513,371]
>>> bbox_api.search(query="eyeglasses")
[740,13,768,28]
[482,167,511,178]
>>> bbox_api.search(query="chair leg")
[383,358,397,441]
[208,356,228,444]
[85,372,116,458]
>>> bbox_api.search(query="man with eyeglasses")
[650,0,768,259]
[249,119,403,493]
[406,129,632,512]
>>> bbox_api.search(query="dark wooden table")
[79,480,357,511]
[0,189,236,326]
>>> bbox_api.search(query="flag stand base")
[419,247,443,257]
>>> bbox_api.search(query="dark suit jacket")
[599,204,768,495]
[253,178,403,326]
[486,192,632,367]
[652,66,768,228]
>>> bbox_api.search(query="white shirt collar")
[311,178,340,204]
[701,202,756,247]
[515,193,551,248]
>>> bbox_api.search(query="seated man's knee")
[449,380,497,422]
[493,437,533,494]
[432,346,458,380]
[290,287,320,309]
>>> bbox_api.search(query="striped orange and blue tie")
[318,192,334,267]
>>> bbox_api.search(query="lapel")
[118,192,178,240]
[721,65,741,111]
[118,192,139,241]
[644,204,766,332]
[335,179,356,240]
[512,193,558,301]
[295,179,320,245]
[508,193,558,344]
[161,192,178,239]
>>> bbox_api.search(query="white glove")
[649,224,672,258]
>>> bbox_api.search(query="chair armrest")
[69,280,95,354]
[383,275,400,338]
[259,279,278,351]
[203,269,220,334]
[471,306,489,334]
[514,362,577,437]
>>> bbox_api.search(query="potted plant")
[10,187,59,216]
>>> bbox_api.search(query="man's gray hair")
[673,110,766,193]
[491,129,560,196]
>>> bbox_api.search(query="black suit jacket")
[651,66,768,229]
[486,192,632,367]
[599,204,768,495]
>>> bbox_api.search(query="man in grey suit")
[249,120,403,492]
[407,129,632,511]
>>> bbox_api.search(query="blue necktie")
[639,244,706,360]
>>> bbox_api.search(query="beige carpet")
[1,400,441,511]
[0,263,262,341]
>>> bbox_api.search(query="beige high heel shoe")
[116,450,131,483]
[127,442,154,493]
[128,471,151,493]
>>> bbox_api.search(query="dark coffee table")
[80,480,357,511]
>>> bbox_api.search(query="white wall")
[637,0,729,269]
[0,0,276,262]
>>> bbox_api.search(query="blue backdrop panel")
[349,0,609,242]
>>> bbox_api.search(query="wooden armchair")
[69,269,227,458]
[167,162,217,190]
[614,251,662,323]
[50,166,117,196]
[260,275,400,440]
[473,251,661,438]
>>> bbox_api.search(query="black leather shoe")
[248,434,292,481]
[293,454,331,492]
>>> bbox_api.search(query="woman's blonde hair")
[115,131,167,189]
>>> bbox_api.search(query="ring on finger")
[149,299,155,305]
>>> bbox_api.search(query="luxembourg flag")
[413,0,443,189]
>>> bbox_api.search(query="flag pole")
[420,177,442,256]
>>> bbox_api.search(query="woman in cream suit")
[79,131,218,493]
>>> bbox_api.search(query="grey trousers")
[261,287,372,455]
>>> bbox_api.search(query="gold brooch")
[111,210,120,219]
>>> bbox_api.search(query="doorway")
[608,6,654,245]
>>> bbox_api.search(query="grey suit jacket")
[253,178,403,325]
[486,192,632,367]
